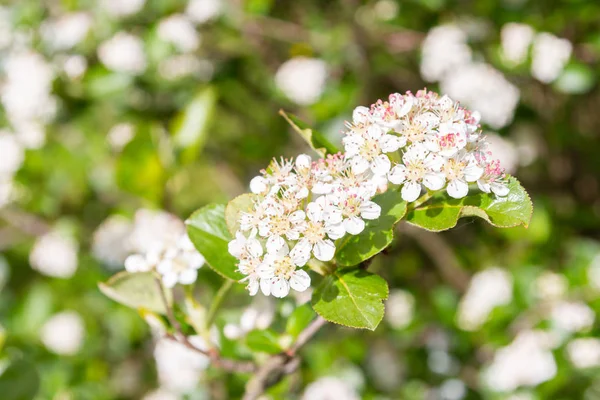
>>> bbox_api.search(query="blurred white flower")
[185,0,223,24]
[373,0,399,21]
[367,342,402,391]
[101,0,146,17]
[457,268,513,331]
[567,338,600,369]
[30,232,78,278]
[155,235,204,288]
[0,179,14,208]
[158,14,200,53]
[142,389,179,400]
[107,123,135,151]
[41,13,92,51]
[385,289,414,330]
[531,33,572,83]
[0,6,12,50]
[485,134,518,174]
[98,32,147,75]
[40,311,85,355]
[62,55,88,80]
[301,377,360,400]
[420,25,472,82]
[154,335,210,393]
[534,271,567,301]
[223,296,275,339]
[428,350,458,375]
[550,301,594,333]
[0,133,24,177]
[159,55,212,81]
[439,379,466,400]
[1,50,57,147]
[483,330,557,392]
[127,209,185,255]
[441,63,519,129]
[92,215,133,269]
[501,23,534,65]
[275,57,327,106]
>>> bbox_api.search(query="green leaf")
[405,176,532,232]
[335,190,407,267]
[279,110,339,157]
[171,87,217,163]
[186,204,244,281]
[99,271,172,314]
[286,304,316,338]
[0,358,40,400]
[245,329,282,354]
[225,193,257,236]
[311,268,388,330]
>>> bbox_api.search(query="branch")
[243,316,327,400]
[155,277,257,374]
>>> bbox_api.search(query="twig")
[400,222,470,292]
[243,316,328,400]
[154,277,257,374]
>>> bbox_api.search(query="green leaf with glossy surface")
[311,268,388,330]
[405,176,532,232]
[279,110,339,157]
[186,204,243,281]
[99,271,172,314]
[335,190,407,267]
[245,329,282,354]
[225,193,257,236]
[286,304,316,337]
[0,358,40,400]
[171,86,217,162]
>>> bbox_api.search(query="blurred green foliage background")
[1,0,600,399]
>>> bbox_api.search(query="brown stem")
[243,316,327,400]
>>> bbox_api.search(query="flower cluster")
[230,90,510,298]
[125,234,205,288]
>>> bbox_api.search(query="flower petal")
[344,216,365,235]
[401,181,422,202]
[271,277,290,298]
[360,201,381,220]
[178,268,198,285]
[371,154,391,175]
[388,164,407,185]
[423,172,445,191]
[447,179,469,199]
[290,270,311,292]
[314,239,335,262]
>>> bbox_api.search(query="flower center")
[273,256,296,280]
[359,139,381,161]
[270,215,291,236]
[406,159,426,182]
[443,159,465,181]
[304,220,325,243]
[342,195,362,218]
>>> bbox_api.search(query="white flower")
[457,268,513,331]
[92,215,133,269]
[531,33,572,83]
[228,231,263,259]
[186,0,223,24]
[501,23,535,65]
[388,145,446,202]
[290,201,343,264]
[127,209,185,255]
[224,296,275,339]
[334,187,381,235]
[550,301,594,333]
[259,208,306,253]
[0,133,24,176]
[343,124,401,175]
[483,330,557,392]
[534,271,567,301]
[107,123,135,151]
[442,153,483,199]
[154,335,210,393]
[420,25,472,82]
[62,54,88,80]
[124,251,160,273]
[275,57,327,105]
[157,14,200,53]
[258,244,311,298]
[30,232,78,278]
[40,311,85,355]
[567,338,600,369]
[41,12,92,51]
[156,235,205,288]
[98,32,147,75]
[101,0,146,17]
[302,377,360,400]
[385,289,415,330]
[476,159,509,197]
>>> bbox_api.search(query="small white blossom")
[156,235,205,288]
[30,232,78,278]
[40,311,85,355]
[98,32,147,75]
[101,0,146,17]
[531,33,572,83]
[258,244,311,298]
[157,14,200,53]
[154,335,210,393]
[567,338,600,369]
[41,12,92,51]
[385,289,415,330]
[550,301,594,333]
[501,23,535,65]
[186,0,223,24]
[275,57,327,105]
